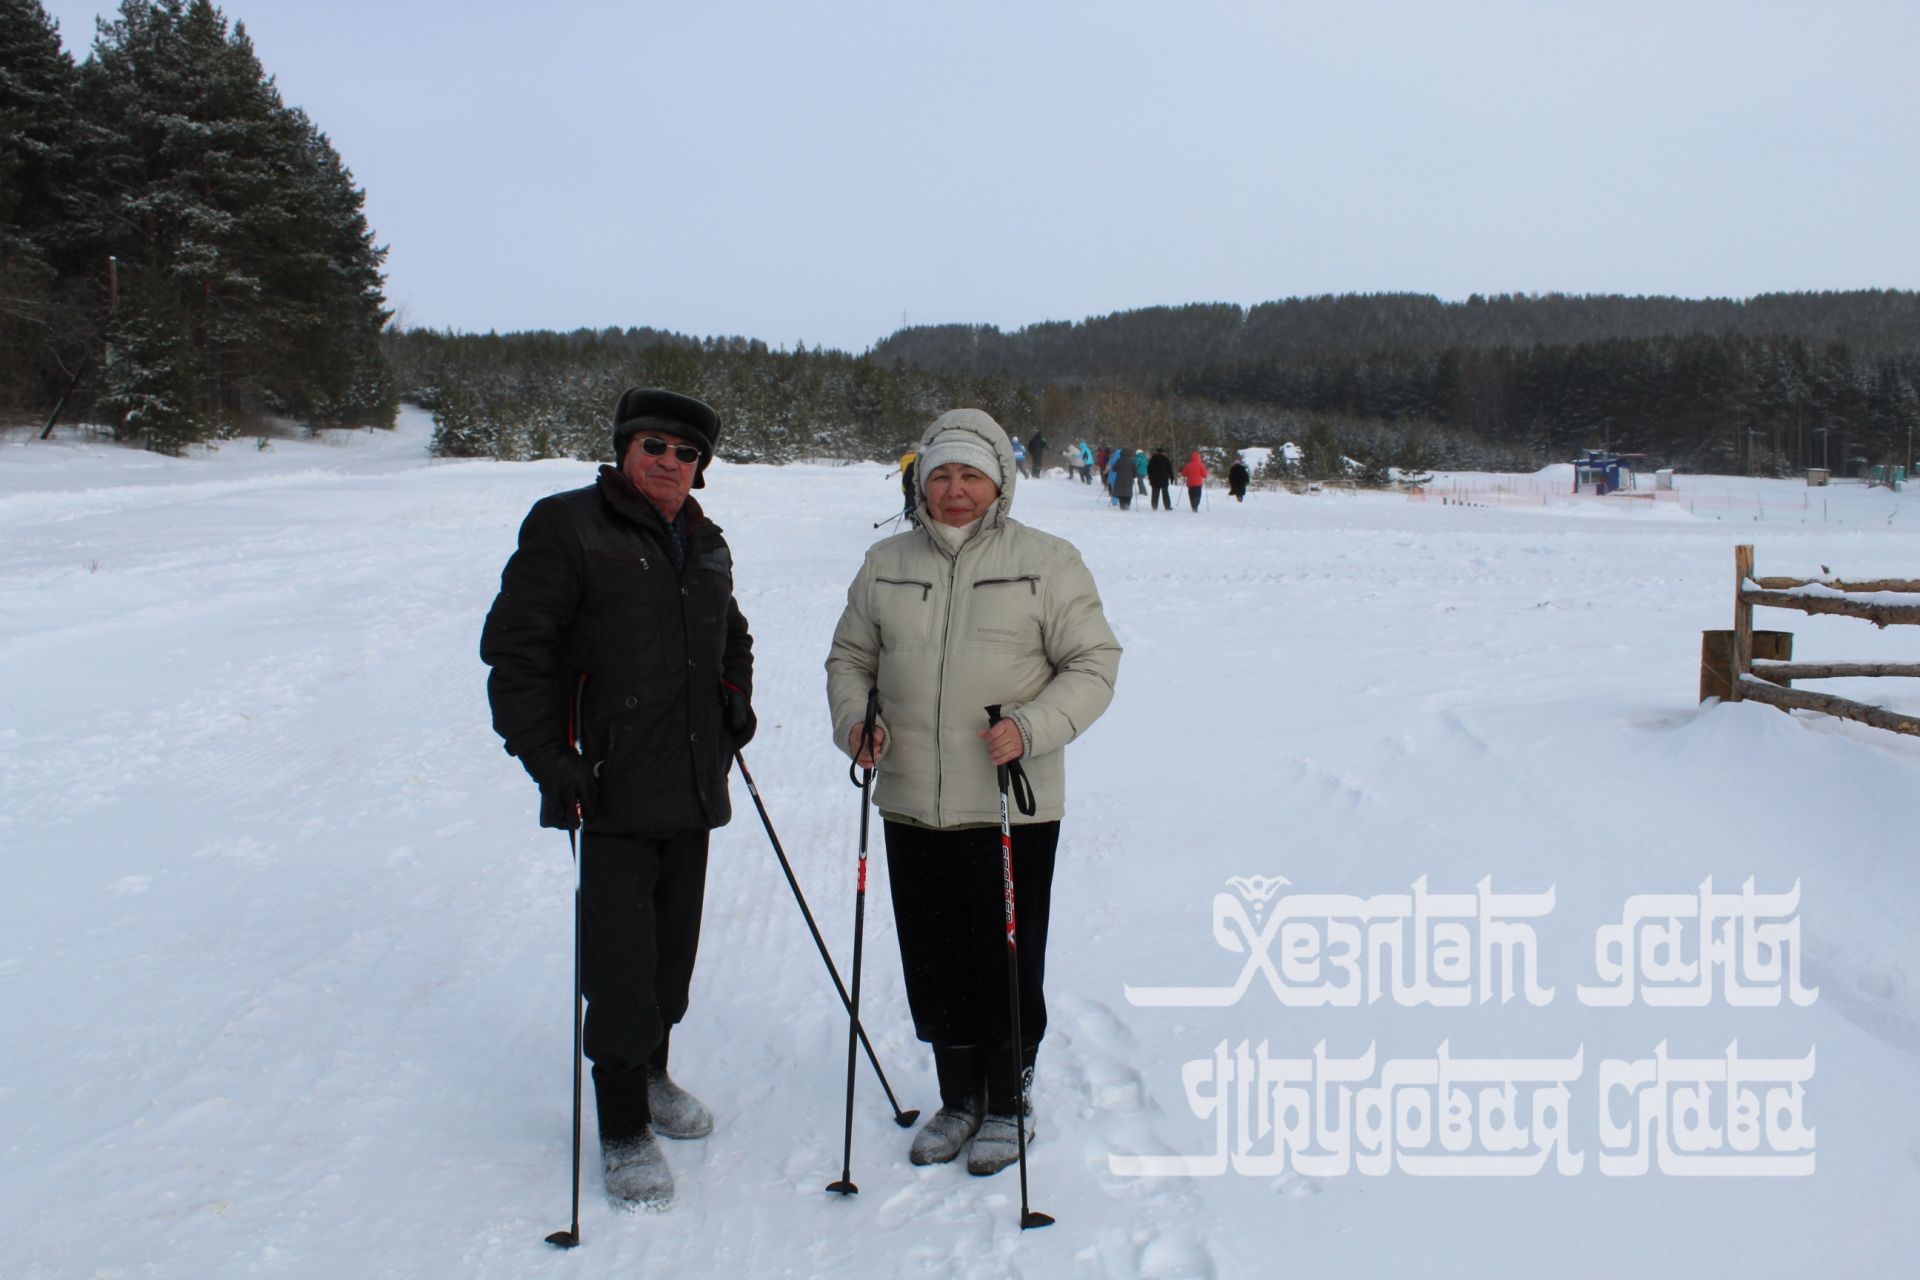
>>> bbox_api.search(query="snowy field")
[4,408,1918,1280]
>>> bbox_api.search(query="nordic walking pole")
[734,749,918,1128]
[546,675,589,1249]
[544,809,585,1249]
[985,705,1053,1230]
[827,688,882,1196]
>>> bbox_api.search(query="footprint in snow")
[1138,1228,1218,1280]
[1053,991,1137,1049]
[1081,1055,1146,1115]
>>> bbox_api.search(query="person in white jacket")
[826,408,1121,1175]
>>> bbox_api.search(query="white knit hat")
[917,414,1004,492]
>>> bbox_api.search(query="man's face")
[621,429,700,519]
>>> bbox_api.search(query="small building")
[1572,449,1644,495]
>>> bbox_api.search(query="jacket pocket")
[873,576,937,648]
[587,548,657,597]
[968,575,1043,650]
[585,672,675,760]
[585,549,669,644]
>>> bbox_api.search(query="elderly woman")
[825,408,1121,1175]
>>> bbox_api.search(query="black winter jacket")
[480,466,753,834]
[1147,452,1174,487]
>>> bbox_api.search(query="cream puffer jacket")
[826,409,1122,827]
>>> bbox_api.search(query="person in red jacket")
[1180,451,1208,511]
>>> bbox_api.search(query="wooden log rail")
[1736,676,1920,737]
[1723,543,1920,736]
[1754,575,1920,593]
[1739,588,1920,628]
[1750,660,1920,681]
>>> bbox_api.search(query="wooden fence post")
[1731,544,1754,702]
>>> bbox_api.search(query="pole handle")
[983,705,1036,816]
[849,687,881,787]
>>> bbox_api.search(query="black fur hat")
[611,387,722,487]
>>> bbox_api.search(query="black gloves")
[520,741,596,830]
[721,681,756,749]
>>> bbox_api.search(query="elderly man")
[481,387,754,1208]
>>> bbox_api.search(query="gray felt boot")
[968,1055,1036,1176]
[910,1044,985,1165]
[645,1068,714,1139]
[911,1104,984,1165]
[603,1129,674,1208]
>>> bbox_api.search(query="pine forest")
[0,0,395,452]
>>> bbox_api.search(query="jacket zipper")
[973,574,1039,595]
[931,553,959,825]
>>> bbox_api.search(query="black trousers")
[1187,485,1203,511]
[1150,480,1172,509]
[884,820,1058,1059]
[580,829,709,1077]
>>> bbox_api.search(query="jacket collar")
[595,465,713,538]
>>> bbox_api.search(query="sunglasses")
[638,437,701,464]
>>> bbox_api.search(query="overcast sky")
[42,0,1920,352]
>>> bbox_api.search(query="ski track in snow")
[4,412,1919,1278]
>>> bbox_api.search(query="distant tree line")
[386,327,1531,478]
[385,327,1044,465]
[1,0,395,452]
[393,291,1919,483]
[871,292,1920,477]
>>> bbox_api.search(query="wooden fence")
[1707,543,1920,736]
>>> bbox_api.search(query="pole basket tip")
[826,1179,860,1196]
[545,1229,580,1249]
[1021,1210,1056,1230]
[894,1108,921,1128]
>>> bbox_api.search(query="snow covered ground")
[4,409,1917,1279]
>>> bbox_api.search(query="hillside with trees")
[1,0,394,452]
[871,292,1920,478]
[389,290,1919,482]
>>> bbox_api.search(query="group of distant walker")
[895,434,1258,527]
[999,438,1253,511]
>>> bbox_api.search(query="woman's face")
[924,462,1000,528]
